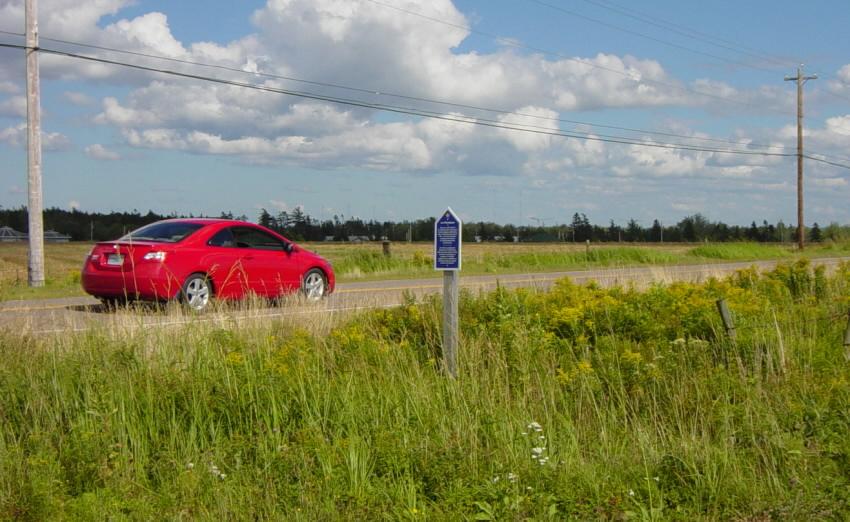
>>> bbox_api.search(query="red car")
[81,218,335,310]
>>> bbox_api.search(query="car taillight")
[143,251,167,261]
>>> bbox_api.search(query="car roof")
[155,218,255,227]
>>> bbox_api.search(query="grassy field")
[1,240,849,302]
[1,259,849,519]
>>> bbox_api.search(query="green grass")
[2,241,850,302]
[2,260,850,519]
[686,243,793,260]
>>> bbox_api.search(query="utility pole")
[25,0,44,286]
[784,65,817,251]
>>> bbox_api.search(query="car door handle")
[243,255,254,261]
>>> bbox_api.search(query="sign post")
[435,207,461,378]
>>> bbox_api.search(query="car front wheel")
[181,273,213,311]
[302,269,327,301]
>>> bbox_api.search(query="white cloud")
[2,0,847,222]
[0,96,27,118]
[63,91,94,106]
[0,81,18,94]
[828,64,850,97]
[812,177,848,188]
[0,123,71,150]
[268,200,289,211]
[85,143,121,160]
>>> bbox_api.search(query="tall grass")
[1,262,850,519]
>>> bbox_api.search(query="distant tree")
[747,221,760,241]
[823,222,844,241]
[258,208,274,229]
[625,219,641,242]
[570,213,583,242]
[650,219,662,242]
[607,220,621,242]
[679,217,696,242]
[810,222,822,242]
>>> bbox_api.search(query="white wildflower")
[526,421,543,432]
[531,447,545,460]
[507,472,518,482]
[186,462,194,470]
[629,489,635,497]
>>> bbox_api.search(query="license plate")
[106,254,124,266]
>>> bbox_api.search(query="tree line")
[0,206,846,243]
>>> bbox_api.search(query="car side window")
[232,227,285,251]
[207,228,236,247]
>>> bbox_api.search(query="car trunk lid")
[87,241,163,271]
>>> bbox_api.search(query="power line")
[577,0,799,68]
[2,40,848,170]
[804,154,850,171]
[0,41,806,159]
[525,0,779,74]
[359,0,797,116]
[0,29,797,153]
[571,1,850,108]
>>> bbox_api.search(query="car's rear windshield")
[120,222,205,243]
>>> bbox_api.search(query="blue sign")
[434,207,462,271]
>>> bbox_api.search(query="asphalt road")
[2,257,847,336]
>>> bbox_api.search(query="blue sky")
[0,0,848,226]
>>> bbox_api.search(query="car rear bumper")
[82,263,181,300]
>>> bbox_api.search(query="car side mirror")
[283,242,293,253]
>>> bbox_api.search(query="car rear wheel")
[302,269,327,301]
[181,273,213,311]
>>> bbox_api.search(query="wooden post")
[716,298,736,341]
[382,240,391,257]
[25,0,45,287]
[785,66,817,251]
[843,311,850,361]
[435,207,461,379]
[443,270,459,378]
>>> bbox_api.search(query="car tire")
[301,269,327,302]
[181,273,213,311]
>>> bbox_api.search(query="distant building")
[347,235,371,243]
[45,230,71,242]
[0,226,26,242]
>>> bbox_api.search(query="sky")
[0,0,849,227]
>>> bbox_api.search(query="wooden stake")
[716,298,736,341]
[843,311,850,362]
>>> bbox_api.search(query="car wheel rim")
[304,273,325,301]
[186,278,210,310]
